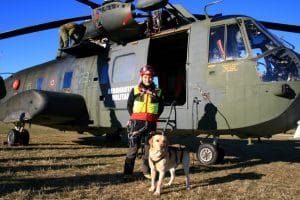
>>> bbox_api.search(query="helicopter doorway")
[148,31,189,106]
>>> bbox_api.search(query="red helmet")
[140,65,154,77]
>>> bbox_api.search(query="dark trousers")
[123,120,156,175]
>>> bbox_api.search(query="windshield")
[255,49,300,82]
[245,20,300,82]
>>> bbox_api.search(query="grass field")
[0,123,300,199]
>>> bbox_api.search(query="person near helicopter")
[123,65,164,179]
[56,22,85,59]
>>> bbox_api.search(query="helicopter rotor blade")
[0,15,91,40]
[260,21,300,34]
[194,14,300,33]
[193,14,300,34]
[76,0,100,8]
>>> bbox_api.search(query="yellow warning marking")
[222,63,238,72]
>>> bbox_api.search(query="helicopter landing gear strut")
[196,135,225,165]
[7,119,30,146]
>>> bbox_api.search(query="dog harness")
[150,145,185,166]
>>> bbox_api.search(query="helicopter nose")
[0,76,6,99]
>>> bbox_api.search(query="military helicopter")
[1,0,300,165]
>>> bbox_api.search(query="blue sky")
[0,0,299,78]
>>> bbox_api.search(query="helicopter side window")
[226,24,246,60]
[112,53,136,83]
[36,78,44,90]
[209,24,246,63]
[62,71,73,89]
[209,26,225,63]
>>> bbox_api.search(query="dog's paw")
[153,191,161,196]
[164,182,171,186]
[149,186,155,192]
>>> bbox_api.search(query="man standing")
[56,22,85,59]
[123,65,164,179]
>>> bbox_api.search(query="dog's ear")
[165,140,168,149]
[149,136,153,148]
[164,136,168,148]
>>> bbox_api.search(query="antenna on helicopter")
[204,0,223,19]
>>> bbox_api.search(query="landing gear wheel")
[20,129,30,145]
[7,129,19,146]
[197,143,218,165]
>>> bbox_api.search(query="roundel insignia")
[49,79,56,87]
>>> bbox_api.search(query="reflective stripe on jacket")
[130,85,162,122]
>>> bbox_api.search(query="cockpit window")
[245,20,277,57]
[256,49,300,82]
[209,24,246,63]
[209,25,225,63]
[245,20,300,82]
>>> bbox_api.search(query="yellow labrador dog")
[148,134,190,196]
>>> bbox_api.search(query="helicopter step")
[158,101,177,132]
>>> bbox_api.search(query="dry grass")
[0,122,300,199]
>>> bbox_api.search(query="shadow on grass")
[0,153,125,163]
[201,172,264,186]
[0,163,109,174]
[160,172,264,195]
[75,134,300,164]
[1,135,128,149]
[0,172,140,196]
[75,135,128,148]
[0,145,98,151]
[168,135,300,164]
[0,170,265,197]
[0,134,299,197]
